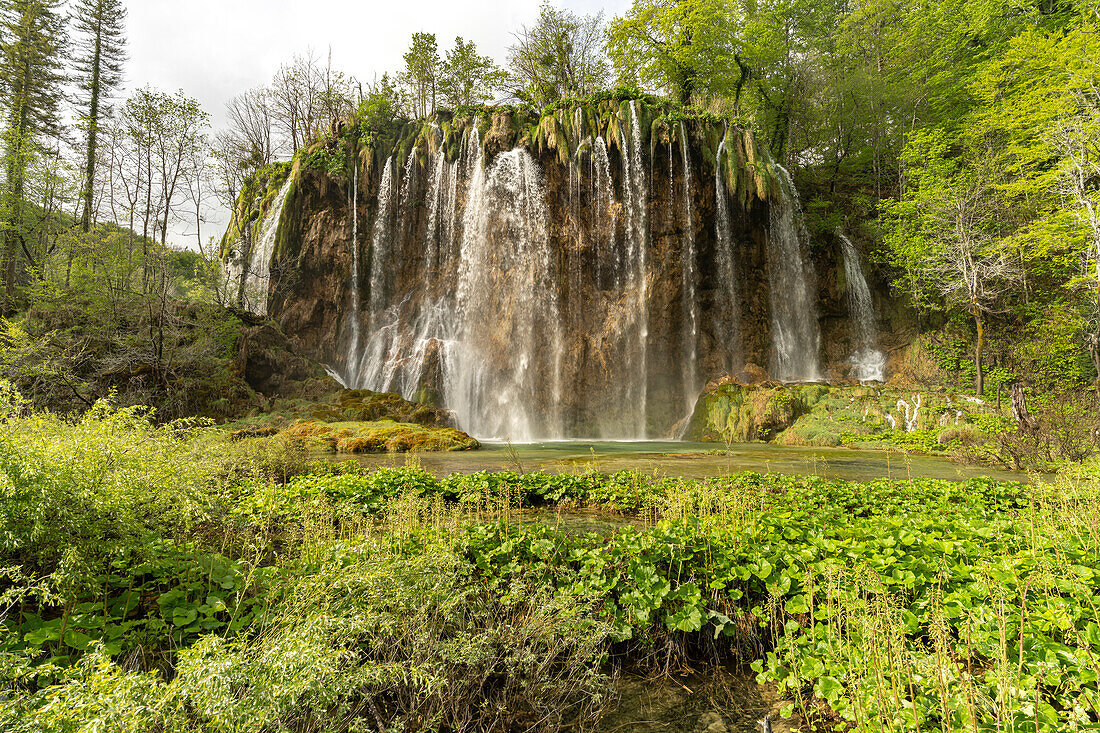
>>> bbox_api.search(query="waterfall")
[351,138,563,441]
[838,231,886,382]
[768,166,822,382]
[396,151,417,256]
[343,163,361,384]
[367,156,396,329]
[238,176,292,315]
[450,147,563,441]
[714,133,741,373]
[423,146,447,282]
[325,109,845,441]
[679,122,699,412]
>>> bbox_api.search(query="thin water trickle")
[368,156,395,329]
[679,121,699,413]
[714,132,742,374]
[593,136,616,290]
[620,100,649,439]
[838,231,886,382]
[343,163,361,384]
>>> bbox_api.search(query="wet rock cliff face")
[250,100,890,440]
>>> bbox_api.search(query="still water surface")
[348,440,1027,483]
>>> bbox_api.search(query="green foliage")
[400,31,441,119]
[439,37,505,110]
[3,404,1100,730]
[298,143,347,177]
[607,0,740,106]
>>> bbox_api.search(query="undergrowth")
[1,391,1098,731]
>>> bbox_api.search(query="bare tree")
[920,157,1019,395]
[506,3,608,106]
[225,87,275,168]
[270,51,325,155]
[212,130,253,308]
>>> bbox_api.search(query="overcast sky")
[122,0,631,246]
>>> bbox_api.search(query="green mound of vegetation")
[2,391,1098,731]
[229,388,459,431]
[274,419,480,454]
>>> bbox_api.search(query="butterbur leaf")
[24,627,57,646]
[755,558,773,580]
[785,594,809,614]
[815,675,842,703]
[63,630,93,650]
[172,607,198,626]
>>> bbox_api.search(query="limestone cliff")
[227,97,903,439]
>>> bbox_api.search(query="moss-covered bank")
[685,380,1008,454]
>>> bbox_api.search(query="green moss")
[219,161,295,262]
[686,383,1009,457]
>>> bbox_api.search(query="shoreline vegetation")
[1,392,1098,731]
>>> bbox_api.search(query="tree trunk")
[973,310,984,396]
[80,21,103,233]
[1088,330,1100,389]
[1010,383,1039,432]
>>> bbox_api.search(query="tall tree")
[507,3,607,106]
[607,0,737,106]
[0,0,65,311]
[270,51,326,155]
[439,37,504,109]
[887,132,1019,394]
[72,0,127,233]
[224,87,275,169]
[401,32,440,118]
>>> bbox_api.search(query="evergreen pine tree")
[72,0,127,232]
[0,0,65,310]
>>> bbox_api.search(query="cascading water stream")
[768,166,822,382]
[368,156,396,329]
[838,231,886,381]
[342,163,360,384]
[592,136,616,290]
[620,100,649,438]
[678,121,699,412]
[450,146,563,441]
[714,132,741,373]
[239,176,293,315]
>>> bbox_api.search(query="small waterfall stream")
[714,133,741,374]
[768,166,822,382]
[678,122,698,413]
[621,100,649,438]
[343,163,360,384]
[592,136,616,290]
[838,231,886,381]
[368,156,395,327]
[237,176,293,315]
